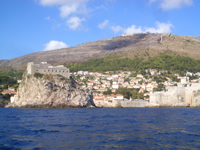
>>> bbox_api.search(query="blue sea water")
[0,108,200,150]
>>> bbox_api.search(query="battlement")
[27,62,70,78]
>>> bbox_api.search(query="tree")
[103,89,112,95]
[4,93,10,100]
[13,84,19,91]
[137,92,144,99]
[154,84,165,91]
[124,78,130,83]
[116,88,132,99]
[131,90,138,100]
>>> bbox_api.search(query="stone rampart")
[27,62,70,78]
[150,83,200,107]
[121,100,149,107]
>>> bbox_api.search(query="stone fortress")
[27,62,70,78]
[150,77,200,107]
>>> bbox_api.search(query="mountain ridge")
[1,33,200,69]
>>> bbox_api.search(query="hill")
[66,53,200,75]
[0,33,200,70]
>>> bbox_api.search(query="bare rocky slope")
[1,33,200,69]
[8,72,94,108]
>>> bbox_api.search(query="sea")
[0,108,200,150]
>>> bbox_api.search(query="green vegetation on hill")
[0,75,17,90]
[66,53,200,74]
[143,54,200,75]
[0,68,24,80]
[0,68,24,90]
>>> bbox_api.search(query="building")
[8,87,15,92]
[27,62,70,78]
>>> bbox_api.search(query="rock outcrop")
[0,96,10,107]
[9,72,94,108]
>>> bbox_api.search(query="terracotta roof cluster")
[1,90,17,95]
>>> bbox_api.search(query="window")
[44,70,46,72]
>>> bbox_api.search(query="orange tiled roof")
[95,98,104,101]
[1,90,16,95]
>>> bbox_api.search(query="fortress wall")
[192,90,200,107]
[185,87,195,105]
[161,92,171,105]
[188,85,200,106]
[150,87,189,107]
[121,100,149,107]
[27,62,70,78]
[149,92,160,105]
[93,100,118,107]
[149,85,200,107]
[36,68,69,78]
[176,87,186,103]
[27,62,34,74]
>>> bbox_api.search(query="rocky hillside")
[1,33,200,69]
[8,72,94,108]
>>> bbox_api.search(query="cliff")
[9,72,94,108]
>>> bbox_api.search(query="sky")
[0,0,200,60]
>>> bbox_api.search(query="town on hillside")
[1,64,200,107]
[70,69,200,103]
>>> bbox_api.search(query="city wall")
[149,82,200,107]
[121,100,149,107]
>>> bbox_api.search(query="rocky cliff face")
[9,72,94,108]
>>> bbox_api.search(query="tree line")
[66,53,200,74]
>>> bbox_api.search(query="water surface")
[0,108,200,149]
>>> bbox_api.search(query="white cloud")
[39,0,88,6]
[110,26,123,33]
[66,16,86,30]
[144,22,173,33]
[59,4,78,18]
[43,40,69,51]
[45,16,51,20]
[60,3,89,18]
[109,22,173,35]
[149,0,157,3]
[95,4,107,10]
[98,20,109,29]
[123,25,143,34]
[150,0,193,11]
[39,0,89,18]
[38,0,90,30]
